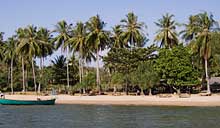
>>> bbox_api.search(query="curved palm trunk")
[22,57,25,92]
[96,49,101,94]
[32,58,37,93]
[10,58,14,94]
[66,47,70,89]
[205,58,211,94]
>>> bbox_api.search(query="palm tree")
[16,28,27,92]
[51,55,67,84]
[69,22,87,86]
[154,13,178,48]
[86,15,110,93]
[37,27,54,93]
[111,25,124,48]
[17,25,40,92]
[180,15,198,42]
[182,12,219,94]
[120,12,147,48]
[54,20,72,88]
[4,36,17,94]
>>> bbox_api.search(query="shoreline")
[3,94,220,106]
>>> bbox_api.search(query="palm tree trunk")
[205,58,211,94]
[25,68,28,91]
[66,47,70,89]
[131,32,134,48]
[125,74,128,95]
[32,58,37,93]
[8,66,10,86]
[38,57,43,93]
[78,58,81,83]
[149,88,152,96]
[82,59,85,94]
[22,57,25,92]
[96,49,101,94]
[10,58,14,94]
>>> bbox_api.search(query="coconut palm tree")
[37,27,54,93]
[69,22,87,85]
[16,25,40,92]
[154,13,178,48]
[182,12,219,94]
[86,15,110,93]
[3,36,17,94]
[16,28,27,92]
[180,15,198,42]
[120,12,147,48]
[54,20,72,88]
[111,25,124,48]
[51,55,67,84]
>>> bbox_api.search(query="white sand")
[4,94,220,106]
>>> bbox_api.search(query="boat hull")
[0,99,56,105]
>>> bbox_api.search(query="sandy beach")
[3,94,220,106]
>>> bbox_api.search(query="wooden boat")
[0,98,56,105]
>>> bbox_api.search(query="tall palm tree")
[69,22,87,85]
[86,15,110,93]
[54,20,72,88]
[120,12,147,48]
[180,15,198,42]
[111,25,124,48]
[37,27,54,93]
[154,13,178,48]
[17,25,40,92]
[16,28,27,92]
[4,36,17,94]
[182,12,219,94]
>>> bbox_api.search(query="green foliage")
[154,13,178,48]
[86,15,110,51]
[155,44,200,88]
[75,71,96,90]
[103,45,158,74]
[131,61,159,90]
[120,12,148,47]
[111,72,125,88]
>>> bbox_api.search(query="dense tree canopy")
[155,45,200,92]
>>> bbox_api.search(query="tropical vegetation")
[0,11,220,96]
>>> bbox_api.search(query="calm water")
[0,105,220,128]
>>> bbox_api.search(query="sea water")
[0,105,219,128]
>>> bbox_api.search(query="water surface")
[0,105,219,128]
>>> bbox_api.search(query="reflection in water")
[0,105,219,128]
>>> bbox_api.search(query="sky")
[1,0,220,66]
